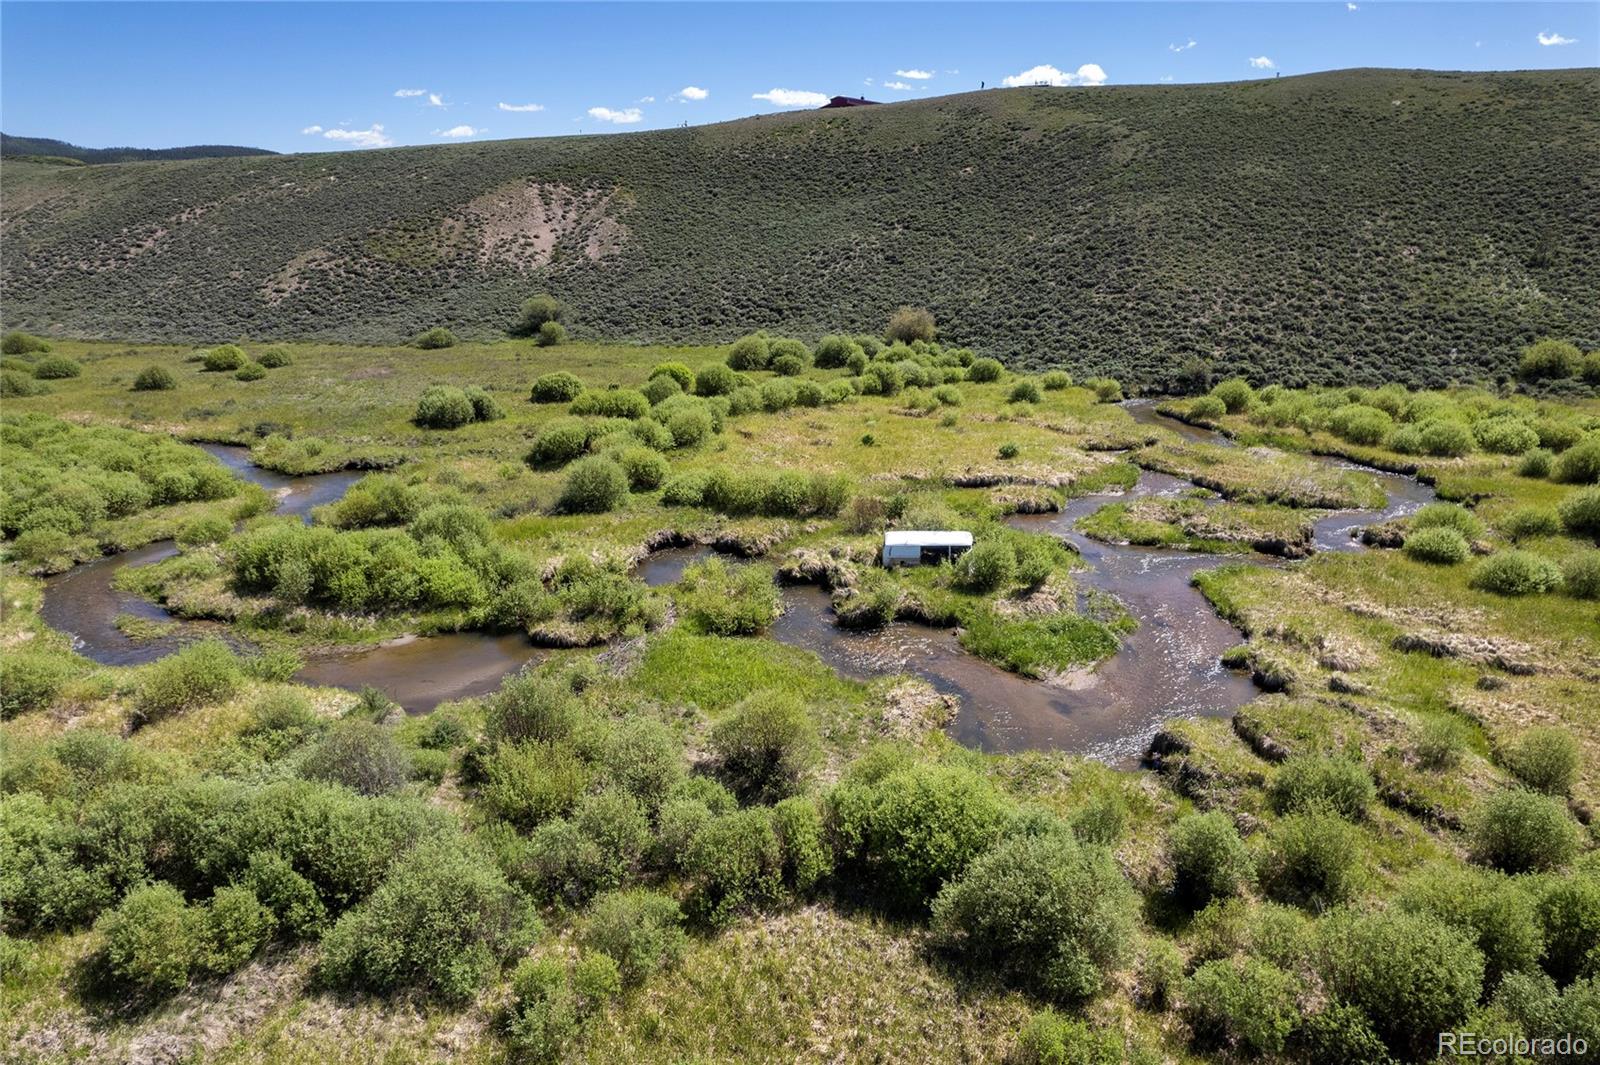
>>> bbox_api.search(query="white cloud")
[1248,55,1276,69]
[588,106,643,124]
[498,102,544,112]
[944,69,960,74]
[435,125,483,138]
[1537,31,1576,46]
[394,88,425,98]
[321,124,393,149]
[895,68,933,79]
[678,85,708,100]
[1168,39,1197,53]
[639,96,656,103]
[427,92,446,107]
[1001,63,1108,88]
[1346,3,1358,9]
[1159,75,1175,83]
[884,80,914,91]
[300,125,323,135]
[751,88,830,107]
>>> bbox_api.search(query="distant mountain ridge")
[2,69,1597,388]
[2,133,276,164]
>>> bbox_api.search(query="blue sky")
[2,2,1595,152]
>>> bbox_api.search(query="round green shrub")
[1519,338,1582,381]
[1330,404,1394,445]
[299,721,412,796]
[1013,1011,1123,1065]
[616,446,669,491]
[1536,875,1600,985]
[812,335,861,369]
[709,690,820,804]
[557,456,628,514]
[1397,863,1542,993]
[1419,419,1475,457]
[536,321,567,347]
[413,327,457,349]
[93,882,198,996]
[1169,811,1253,906]
[725,334,770,371]
[931,828,1137,1002]
[1403,526,1470,564]
[202,345,246,371]
[580,889,687,986]
[1534,418,1583,452]
[176,515,230,548]
[132,365,177,391]
[1269,755,1376,820]
[199,885,277,975]
[235,362,266,381]
[1469,788,1580,873]
[683,807,786,926]
[32,355,82,379]
[1211,378,1255,414]
[319,838,537,1002]
[1503,727,1580,797]
[526,417,590,467]
[826,763,1010,910]
[515,294,565,334]
[1560,486,1600,538]
[664,406,714,449]
[1040,371,1073,391]
[1318,908,1485,1059]
[1518,448,1554,478]
[531,371,584,403]
[256,347,292,368]
[1188,395,1226,421]
[414,385,475,428]
[1,651,75,719]
[1087,377,1124,403]
[967,357,1003,383]
[1258,809,1363,910]
[694,363,737,396]
[1292,1002,1391,1065]
[1500,505,1561,541]
[1009,379,1042,404]
[1562,551,1600,599]
[131,639,242,726]
[1,370,47,397]
[1469,550,1564,596]
[1184,956,1300,1056]
[1,331,50,355]
[1554,437,1600,484]
[997,441,1019,459]
[1475,417,1540,456]
[648,361,694,391]
[1411,501,1484,540]
[678,557,780,636]
[955,539,1017,593]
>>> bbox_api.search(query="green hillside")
[3,68,1597,387]
[1,133,277,163]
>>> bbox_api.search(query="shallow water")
[38,408,1437,756]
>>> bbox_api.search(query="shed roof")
[883,530,974,547]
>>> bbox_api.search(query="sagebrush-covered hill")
[3,68,1596,387]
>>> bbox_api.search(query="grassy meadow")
[3,325,1600,1065]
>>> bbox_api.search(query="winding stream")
[38,408,1436,755]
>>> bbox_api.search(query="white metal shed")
[881,530,974,567]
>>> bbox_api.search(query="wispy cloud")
[752,88,830,107]
[426,92,446,108]
[498,102,544,113]
[884,80,914,91]
[1168,39,1197,53]
[1346,3,1358,10]
[677,85,709,101]
[1537,31,1576,46]
[320,124,393,149]
[1159,75,1175,83]
[1001,63,1108,88]
[435,125,483,138]
[1248,55,1276,69]
[895,68,933,79]
[588,106,643,124]
[394,88,425,98]
[300,125,323,135]
[639,96,656,103]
